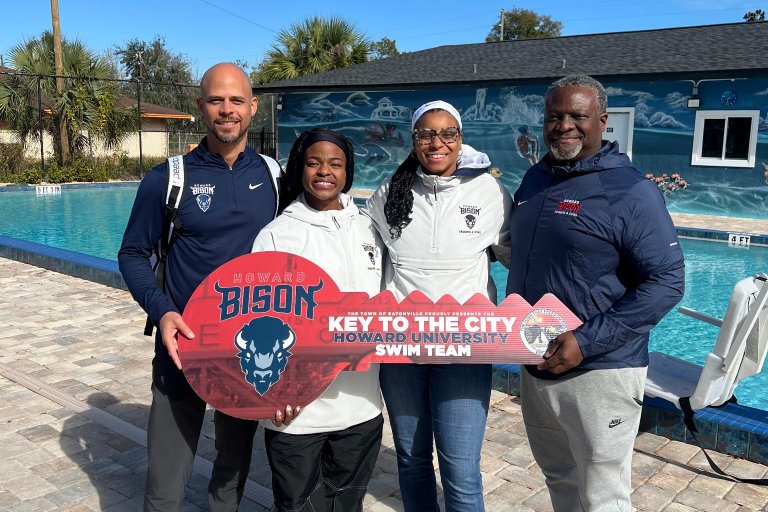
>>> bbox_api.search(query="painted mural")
[277,78,768,219]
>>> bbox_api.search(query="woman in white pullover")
[365,101,512,512]
[252,129,383,512]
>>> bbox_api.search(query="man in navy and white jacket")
[119,63,280,512]
[506,74,684,511]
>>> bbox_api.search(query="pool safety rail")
[646,273,768,411]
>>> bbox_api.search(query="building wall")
[0,130,55,159]
[277,78,768,219]
[0,118,170,159]
[117,119,170,158]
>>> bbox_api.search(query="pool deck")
[3,241,768,511]
[670,213,768,237]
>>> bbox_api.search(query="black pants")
[144,385,259,511]
[265,414,384,512]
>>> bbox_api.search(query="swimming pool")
[0,185,138,260]
[2,186,767,407]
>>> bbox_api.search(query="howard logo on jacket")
[555,199,582,217]
[459,204,482,232]
[190,183,216,212]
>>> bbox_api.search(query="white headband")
[411,100,462,130]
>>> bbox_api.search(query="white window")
[691,110,759,168]
[605,107,635,159]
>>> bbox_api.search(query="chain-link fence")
[0,71,276,183]
[165,129,276,157]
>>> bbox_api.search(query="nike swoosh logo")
[249,183,262,190]
[517,200,528,206]
[608,419,624,428]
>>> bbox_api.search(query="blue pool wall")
[0,235,126,290]
[2,192,768,463]
[0,182,140,193]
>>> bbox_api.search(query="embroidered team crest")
[361,242,376,266]
[459,205,481,232]
[555,199,581,217]
[234,316,296,396]
[196,194,211,212]
[191,184,216,212]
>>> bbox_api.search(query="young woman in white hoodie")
[252,129,384,512]
[365,101,512,512]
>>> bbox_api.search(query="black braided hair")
[383,151,419,239]
[280,128,355,213]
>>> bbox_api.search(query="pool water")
[2,187,768,408]
[491,238,768,409]
[0,186,138,260]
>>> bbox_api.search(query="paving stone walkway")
[2,257,768,511]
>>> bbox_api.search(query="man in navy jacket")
[119,63,279,511]
[506,74,684,511]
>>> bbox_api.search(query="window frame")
[605,107,635,160]
[691,110,759,168]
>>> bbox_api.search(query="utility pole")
[136,51,145,79]
[500,9,505,41]
[50,0,69,164]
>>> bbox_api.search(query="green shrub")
[1,152,168,184]
[18,165,42,184]
[109,153,164,181]
[0,143,24,183]
[46,162,72,183]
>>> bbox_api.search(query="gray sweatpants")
[521,367,646,512]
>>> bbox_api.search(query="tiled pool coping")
[2,193,768,463]
[0,182,140,192]
[677,227,768,247]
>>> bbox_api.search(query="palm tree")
[258,16,369,84]
[0,32,136,165]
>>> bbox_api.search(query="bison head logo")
[464,214,476,229]
[196,194,212,212]
[234,316,296,396]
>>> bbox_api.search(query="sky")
[0,0,758,80]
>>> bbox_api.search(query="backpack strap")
[260,153,282,181]
[161,155,186,256]
[144,155,186,336]
[259,153,283,216]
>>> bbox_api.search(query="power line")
[198,0,279,34]
[391,5,747,43]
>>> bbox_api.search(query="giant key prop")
[180,252,581,419]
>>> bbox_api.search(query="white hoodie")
[252,193,383,434]
[365,144,512,303]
